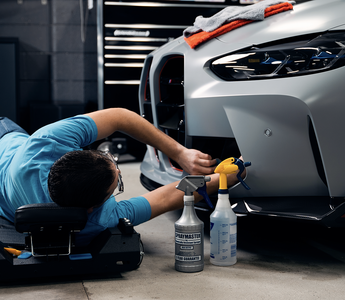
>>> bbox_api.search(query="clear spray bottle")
[175,175,212,273]
[210,157,251,266]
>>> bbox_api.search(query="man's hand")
[176,148,217,175]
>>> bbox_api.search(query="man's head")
[48,150,118,210]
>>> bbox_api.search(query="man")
[0,108,240,245]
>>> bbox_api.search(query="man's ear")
[87,207,94,214]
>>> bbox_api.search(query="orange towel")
[184,2,293,49]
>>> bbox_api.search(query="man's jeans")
[0,117,28,139]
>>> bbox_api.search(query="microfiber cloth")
[184,0,295,49]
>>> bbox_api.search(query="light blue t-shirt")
[0,115,151,245]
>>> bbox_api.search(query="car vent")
[191,136,241,163]
[142,58,154,124]
[308,116,327,187]
[157,56,185,170]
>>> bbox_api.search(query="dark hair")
[48,150,115,209]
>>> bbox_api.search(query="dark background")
[0,0,98,134]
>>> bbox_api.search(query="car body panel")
[138,0,345,226]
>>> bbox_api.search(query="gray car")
[138,0,345,228]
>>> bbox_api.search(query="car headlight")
[210,31,345,80]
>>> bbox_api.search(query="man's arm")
[142,172,240,219]
[86,108,217,175]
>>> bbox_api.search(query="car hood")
[216,0,345,48]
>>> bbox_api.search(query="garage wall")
[0,0,98,133]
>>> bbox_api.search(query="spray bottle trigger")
[197,184,214,209]
[237,175,250,190]
[234,158,251,190]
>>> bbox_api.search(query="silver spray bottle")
[175,175,211,273]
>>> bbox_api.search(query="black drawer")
[104,65,143,81]
[103,2,229,26]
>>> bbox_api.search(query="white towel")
[183,0,296,38]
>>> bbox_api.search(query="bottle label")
[175,255,202,262]
[175,231,203,264]
[210,221,237,262]
[175,232,201,245]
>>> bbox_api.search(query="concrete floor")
[1,160,345,299]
